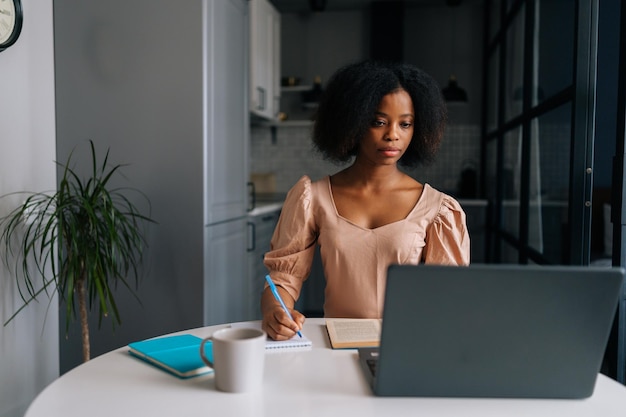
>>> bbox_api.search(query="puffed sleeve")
[423,196,470,265]
[263,176,318,302]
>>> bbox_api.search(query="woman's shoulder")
[284,175,312,204]
[421,184,466,216]
[287,175,329,194]
[284,175,331,208]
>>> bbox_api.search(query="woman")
[262,61,470,340]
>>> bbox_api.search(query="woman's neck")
[338,159,405,188]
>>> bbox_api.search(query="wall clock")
[0,0,23,52]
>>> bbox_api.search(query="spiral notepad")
[230,322,312,351]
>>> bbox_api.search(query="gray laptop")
[359,264,624,398]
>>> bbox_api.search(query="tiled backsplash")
[250,124,481,196]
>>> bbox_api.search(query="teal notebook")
[128,334,214,378]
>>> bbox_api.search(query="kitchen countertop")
[248,192,286,216]
[248,201,283,216]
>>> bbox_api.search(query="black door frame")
[611,0,626,385]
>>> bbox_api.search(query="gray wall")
[53,0,207,374]
[0,1,59,416]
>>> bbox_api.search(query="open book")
[325,318,382,349]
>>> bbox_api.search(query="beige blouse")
[264,175,470,318]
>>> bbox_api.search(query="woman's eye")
[401,122,413,128]
[372,120,386,127]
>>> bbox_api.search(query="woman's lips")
[379,147,401,157]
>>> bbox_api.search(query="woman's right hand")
[262,305,305,340]
[261,287,305,340]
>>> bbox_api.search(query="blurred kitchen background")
[252,0,484,195]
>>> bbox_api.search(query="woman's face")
[358,89,415,166]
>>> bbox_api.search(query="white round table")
[25,318,626,417]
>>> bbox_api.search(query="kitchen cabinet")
[247,206,282,320]
[249,0,281,120]
[205,217,249,325]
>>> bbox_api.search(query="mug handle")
[199,337,214,368]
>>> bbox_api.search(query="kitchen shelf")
[262,85,316,128]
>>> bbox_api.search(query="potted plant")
[0,141,155,362]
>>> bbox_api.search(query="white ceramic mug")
[200,327,266,393]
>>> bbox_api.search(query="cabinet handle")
[247,221,256,252]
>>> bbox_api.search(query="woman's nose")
[386,124,400,141]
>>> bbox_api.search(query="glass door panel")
[486,48,500,134]
[505,5,525,122]
[502,127,522,238]
[499,240,520,264]
[535,0,576,105]
[486,140,498,201]
[529,104,572,263]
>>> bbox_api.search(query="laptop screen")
[366,264,624,398]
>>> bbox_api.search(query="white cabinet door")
[205,0,249,225]
[249,0,269,117]
[249,0,280,120]
[204,218,249,325]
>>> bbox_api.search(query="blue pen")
[265,274,302,338]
